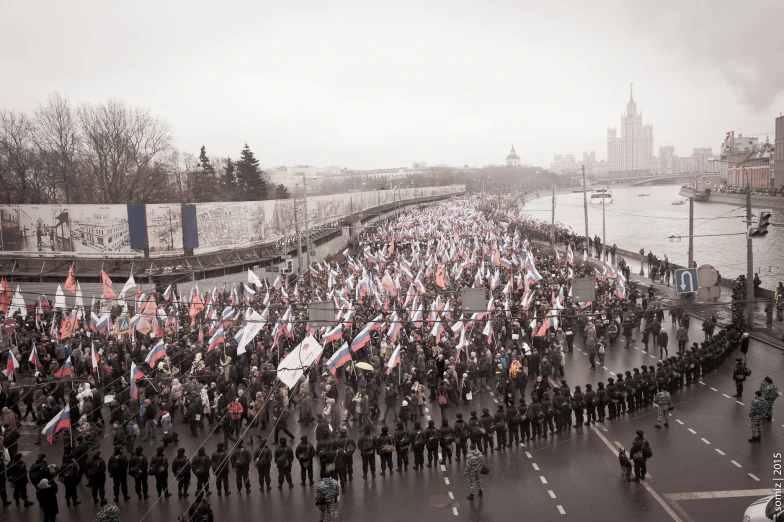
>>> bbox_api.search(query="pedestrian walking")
[653,388,672,429]
[464,444,484,500]
[315,476,340,522]
[35,479,58,522]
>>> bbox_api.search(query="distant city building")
[772,117,783,188]
[719,132,761,183]
[551,85,718,178]
[727,138,774,189]
[506,146,521,167]
[412,161,427,168]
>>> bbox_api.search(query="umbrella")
[354,362,373,371]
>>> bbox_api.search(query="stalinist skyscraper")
[607,84,654,174]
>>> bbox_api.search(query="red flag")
[59,312,78,339]
[101,270,116,299]
[64,266,77,293]
[435,266,447,289]
[0,278,10,314]
[492,248,500,267]
[189,293,204,319]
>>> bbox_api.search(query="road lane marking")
[722,394,731,398]
[687,428,696,434]
[532,463,540,470]
[649,354,656,358]
[425,408,429,413]
[715,449,725,455]
[675,419,684,425]
[591,425,684,522]
[736,401,744,406]
[710,387,717,391]
[557,505,566,515]
[525,452,532,459]
[453,507,458,516]
[540,476,548,484]
[548,490,556,498]
[699,381,706,385]
[441,465,446,472]
[700,438,710,445]
[448,491,454,499]
[602,366,607,370]
[444,477,450,484]
[665,489,774,500]
[731,461,742,468]
[748,473,760,482]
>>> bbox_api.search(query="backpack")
[442,432,454,445]
[237,449,251,467]
[276,453,289,468]
[413,431,426,450]
[360,437,375,456]
[437,394,447,406]
[426,431,439,449]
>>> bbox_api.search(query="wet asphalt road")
[9,316,783,522]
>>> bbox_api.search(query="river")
[524,184,784,285]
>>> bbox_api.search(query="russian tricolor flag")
[91,342,101,372]
[7,350,19,380]
[273,276,282,291]
[29,343,43,368]
[323,324,343,344]
[208,327,225,353]
[54,356,73,378]
[145,339,166,367]
[310,265,319,278]
[616,278,627,300]
[350,324,372,352]
[243,284,256,302]
[387,313,402,343]
[327,342,352,377]
[230,285,239,306]
[221,306,235,328]
[42,407,71,444]
[162,284,172,301]
[130,362,144,399]
[386,344,401,375]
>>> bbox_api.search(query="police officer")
[629,430,651,481]
[149,446,172,498]
[171,448,191,498]
[88,452,107,505]
[253,438,272,491]
[192,447,212,495]
[393,422,410,471]
[572,386,585,428]
[336,428,357,482]
[358,426,377,479]
[316,432,332,479]
[128,446,149,500]
[552,389,568,434]
[653,387,671,428]
[438,419,455,464]
[453,413,468,461]
[424,420,440,466]
[479,408,496,451]
[230,439,252,495]
[274,438,294,489]
[749,390,768,443]
[493,405,508,448]
[295,435,316,486]
[107,445,130,502]
[377,426,395,475]
[527,397,544,439]
[59,454,81,506]
[506,401,521,444]
[211,443,231,496]
[326,440,346,490]
[733,358,748,397]
[584,384,597,425]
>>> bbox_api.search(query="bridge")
[594,174,707,186]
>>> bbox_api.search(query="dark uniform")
[274,439,294,488]
[211,443,231,496]
[357,426,377,478]
[88,453,107,505]
[377,426,396,475]
[424,420,440,466]
[108,446,130,502]
[493,406,508,448]
[336,429,357,481]
[453,414,468,460]
[540,394,555,437]
[253,440,273,491]
[149,446,172,498]
[172,448,191,498]
[629,430,652,481]
[128,447,149,499]
[59,456,81,506]
[192,447,212,495]
[393,422,410,471]
[230,441,252,494]
[295,435,316,485]
[479,408,496,452]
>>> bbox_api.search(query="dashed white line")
[649,354,656,358]
[675,419,684,425]
[493,398,499,403]
[532,463,540,471]
[448,491,454,499]
[540,476,548,484]
[722,394,731,398]
[715,449,725,456]
[710,387,718,391]
[525,452,532,459]
[441,465,446,472]
[548,490,557,498]
[425,408,429,413]
[748,473,760,482]
[731,460,742,468]
[557,505,566,515]
[688,428,697,434]
[602,366,608,370]
[452,507,459,516]
[634,346,640,350]
[699,381,706,385]
[701,438,711,445]
[736,401,744,405]
[489,392,494,396]
[444,477,450,484]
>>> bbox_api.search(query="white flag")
[248,269,263,288]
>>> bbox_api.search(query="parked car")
[742,495,782,521]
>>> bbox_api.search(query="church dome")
[506,146,520,161]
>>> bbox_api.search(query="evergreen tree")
[222,156,238,200]
[235,142,270,200]
[192,145,217,202]
[275,184,291,199]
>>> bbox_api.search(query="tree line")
[0,93,284,205]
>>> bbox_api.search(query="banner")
[0,204,141,258]
[194,201,270,254]
[277,334,323,388]
[145,204,183,256]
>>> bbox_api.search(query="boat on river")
[590,187,612,203]
[671,200,685,206]
[638,193,650,197]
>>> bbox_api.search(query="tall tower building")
[607,84,654,175]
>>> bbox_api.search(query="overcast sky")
[2,0,782,170]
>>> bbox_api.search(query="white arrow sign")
[679,270,694,292]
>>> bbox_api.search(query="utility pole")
[688,196,694,304]
[745,168,754,329]
[582,165,589,258]
[601,194,606,262]
[294,196,302,274]
[551,183,556,246]
[303,174,311,269]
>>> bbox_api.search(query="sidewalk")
[535,240,784,350]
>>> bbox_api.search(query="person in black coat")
[0,456,12,506]
[274,438,294,489]
[629,430,652,481]
[58,454,81,506]
[191,447,212,495]
[88,452,107,505]
[107,445,130,502]
[210,443,230,496]
[35,478,58,522]
[149,446,172,498]
[128,446,149,500]
[295,435,316,485]
[172,448,191,498]
[7,453,34,506]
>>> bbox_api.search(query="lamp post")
[709,157,754,329]
[301,173,318,270]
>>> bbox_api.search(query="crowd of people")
[0,197,779,521]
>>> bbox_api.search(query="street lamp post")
[709,157,754,330]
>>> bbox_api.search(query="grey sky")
[1,0,782,170]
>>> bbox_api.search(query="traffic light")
[748,208,772,238]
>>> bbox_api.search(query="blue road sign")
[675,268,699,294]
[117,315,131,335]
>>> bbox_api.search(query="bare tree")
[34,92,81,203]
[171,150,197,203]
[0,110,55,203]
[78,98,174,204]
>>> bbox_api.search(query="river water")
[524,184,784,285]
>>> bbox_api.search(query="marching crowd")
[0,198,779,522]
